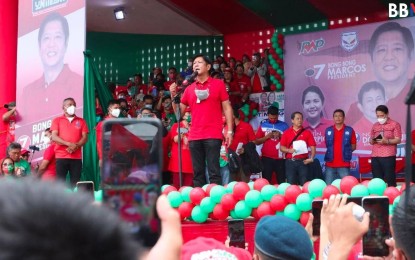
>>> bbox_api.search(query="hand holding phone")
[76,181,95,198]
[228,219,245,248]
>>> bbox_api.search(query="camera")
[29,145,40,152]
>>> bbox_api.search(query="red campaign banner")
[284,17,415,157]
[15,0,85,163]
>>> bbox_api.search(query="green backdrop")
[86,32,224,84]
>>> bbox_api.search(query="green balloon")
[167,191,183,208]
[181,187,193,202]
[389,204,394,215]
[331,179,342,191]
[230,209,238,219]
[308,179,327,199]
[296,193,312,211]
[351,184,369,197]
[393,195,400,207]
[191,206,208,223]
[284,204,301,220]
[161,184,171,192]
[276,211,284,216]
[273,62,279,68]
[276,84,282,90]
[200,197,216,214]
[277,69,283,74]
[276,48,283,55]
[234,201,252,219]
[252,109,258,117]
[210,185,226,203]
[368,178,387,195]
[272,43,278,49]
[94,190,103,202]
[226,181,237,193]
[261,185,279,201]
[277,182,290,195]
[245,190,263,208]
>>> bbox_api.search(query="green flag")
[82,50,113,189]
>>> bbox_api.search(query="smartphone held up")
[101,118,162,247]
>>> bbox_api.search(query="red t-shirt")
[325,125,357,168]
[303,118,333,150]
[0,108,15,159]
[227,80,242,107]
[41,143,56,180]
[235,74,251,94]
[251,73,262,93]
[168,122,193,173]
[164,80,176,91]
[20,65,83,125]
[50,115,89,159]
[229,121,256,151]
[256,127,283,159]
[280,127,316,159]
[181,77,229,141]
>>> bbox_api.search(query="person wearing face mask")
[170,54,234,187]
[369,105,402,187]
[181,58,194,79]
[50,98,89,187]
[96,100,120,167]
[37,128,56,180]
[1,157,15,177]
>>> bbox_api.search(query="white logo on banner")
[341,32,358,52]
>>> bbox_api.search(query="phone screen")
[76,181,94,198]
[228,219,245,248]
[101,118,162,247]
[362,197,390,256]
[312,197,362,236]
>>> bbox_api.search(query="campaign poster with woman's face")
[284,17,415,158]
[15,0,85,162]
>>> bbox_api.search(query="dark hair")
[369,22,414,60]
[357,81,385,105]
[161,96,171,103]
[168,67,177,73]
[38,12,69,46]
[45,128,51,133]
[192,54,212,65]
[107,99,120,109]
[301,85,325,105]
[134,74,142,78]
[392,186,415,259]
[7,142,21,155]
[117,98,127,105]
[210,71,220,78]
[235,64,244,71]
[268,105,279,115]
[332,109,345,117]
[0,178,139,259]
[291,111,303,120]
[232,108,240,119]
[139,107,153,114]
[63,97,75,104]
[143,95,154,102]
[376,104,389,114]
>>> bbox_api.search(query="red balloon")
[275,74,281,80]
[383,187,401,204]
[302,181,310,193]
[254,178,270,191]
[299,212,310,227]
[177,202,194,220]
[340,176,359,195]
[361,180,370,187]
[278,33,284,39]
[322,185,340,200]
[206,184,217,196]
[189,187,206,205]
[257,202,273,218]
[251,208,260,220]
[212,204,229,220]
[233,182,251,201]
[221,193,237,211]
[162,185,177,195]
[270,194,287,212]
[270,85,277,91]
[285,185,302,204]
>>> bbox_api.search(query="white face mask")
[66,105,76,116]
[111,108,121,118]
[195,89,210,101]
[377,117,387,124]
[43,136,51,144]
[213,64,219,70]
[188,62,193,67]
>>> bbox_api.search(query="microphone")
[182,71,198,86]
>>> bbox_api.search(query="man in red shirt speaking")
[50,98,88,187]
[170,55,233,187]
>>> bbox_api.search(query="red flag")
[109,124,149,155]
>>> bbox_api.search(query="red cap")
[21,149,30,155]
[181,237,251,260]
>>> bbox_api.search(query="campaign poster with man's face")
[284,17,415,158]
[15,0,85,162]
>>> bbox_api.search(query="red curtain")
[0,1,18,105]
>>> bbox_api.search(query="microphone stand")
[172,81,193,188]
